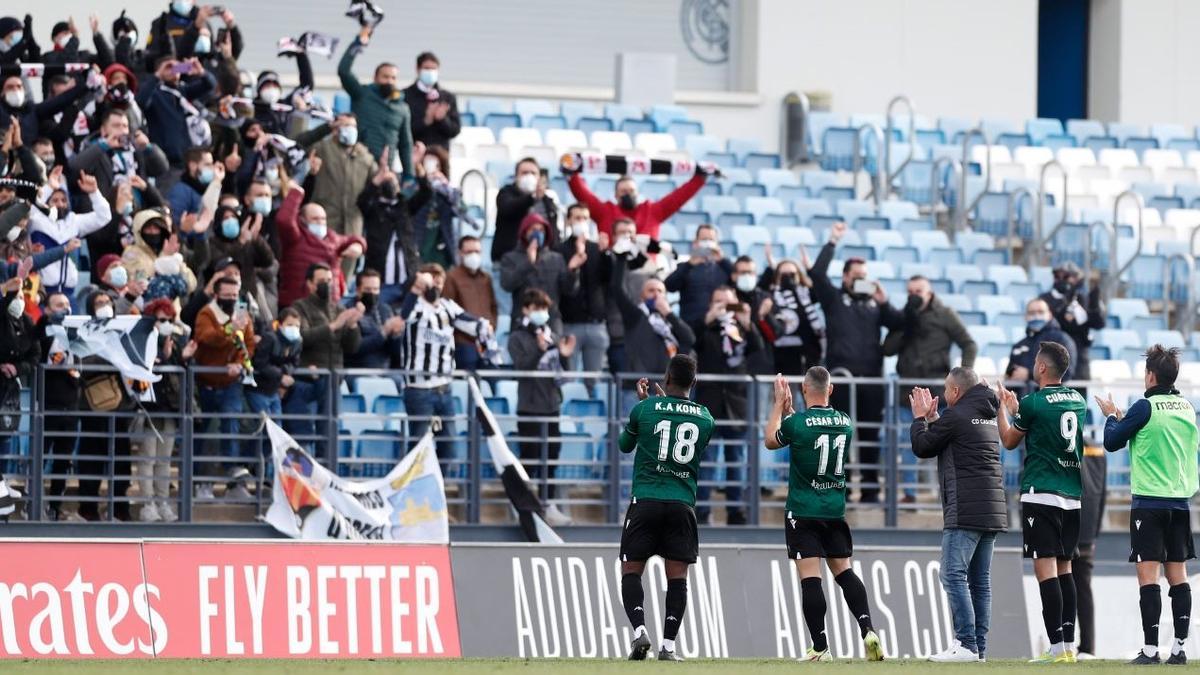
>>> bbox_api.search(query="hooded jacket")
[337,38,413,175]
[910,383,1008,532]
[275,186,367,308]
[119,210,197,296]
[498,213,579,328]
[27,186,112,291]
[1005,318,1078,382]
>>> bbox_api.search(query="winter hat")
[133,209,170,235]
[111,12,137,40]
[51,22,70,39]
[103,63,138,93]
[0,17,21,41]
[256,70,281,91]
[93,254,121,282]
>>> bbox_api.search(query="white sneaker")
[195,483,215,500]
[929,641,979,663]
[226,484,253,501]
[543,503,573,526]
[158,501,179,522]
[139,502,162,522]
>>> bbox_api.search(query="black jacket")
[0,293,40,389]
[611,256,695,379]
[507,322,569,415]
[359,180,430,287]
[692,316,763,420]
[556,236,610,324]
[249,329,301,395]
[402,83,461,150]
[810,242,904,376]
[1005,319,1078,383]
[1038,286,1104,380]
[37,314,80,410]
[491,186,558,262]
[910,383,1008,532]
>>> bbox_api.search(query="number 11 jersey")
[776,405,854,519]
[625,396,716,506]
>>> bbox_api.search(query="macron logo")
[1136,520,1142,531]
[789,519,797,528]
[1027,517,1034,527]
[666,615,678,623]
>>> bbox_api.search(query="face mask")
[572,222,591,240]
[612,235,635,255]
[619,193,637,211]
[157,320,175,337]
[5,226,20,242]
[119,31,137,45]
[172,0,194,16]
[94,304,114,320]
[46,310,67,325]
[217,297,236,315]
[6,32,24,48]
[380,180,399,200]
[108,266,128,287]
[423,157,440,175]
[337,125,358,146]
[462,252,482,271]
[306,222,328,239]
[528,309,549,327]
[1027,318,1047,332]
[198,167,215,185]
[376,83,395,98]
[143,231,165,254]
[221,217,240,239]
[736,274,756,293]
[38,153,55,166]
[516,173,538,193]
[698,239,719,251]
[423,286,440,303]
[281,325,301,343]
[194,35,211,54]
[528,230,545,248]
[260,87,281,105]
[251,196,272,215]
[1053,279,1074,295]
[55,35,71,49]
[906,293,925,311]
[7,297,23,320]
[360,292,378,310]
[4,90,25,108]
[418,69,438,87]
[780,273,797,289]
[315,281,331,301]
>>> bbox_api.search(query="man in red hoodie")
[276,180,368,308]
[565,165,714,243]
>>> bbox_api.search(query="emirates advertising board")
[0,540,1029,659]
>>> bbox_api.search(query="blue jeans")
[562,322,609,373]
[455,343,482,371]
[696,424,746,520]
[940,528,998,656]
[404,385,457,474]
[246,391,282,460]
[197,382,245,474]
[283,376,330,456]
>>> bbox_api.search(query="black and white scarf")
[638,303,679,356]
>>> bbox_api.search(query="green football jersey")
[775,405,854,519]
[1013,384,1085,499]
[623,396,716,506]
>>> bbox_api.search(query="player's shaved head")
[664,354,697,393]
[803,366,830,394]
[1035,341,1071,381]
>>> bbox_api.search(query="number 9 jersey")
[1013,384,1085,500]
[775,405,854,519]
[620,396,716,507]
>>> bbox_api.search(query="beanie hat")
[102,63,139,93]
[94,254,121,282]
[256,70,281,91]
[0,17,21,41]
[51,22,70,38]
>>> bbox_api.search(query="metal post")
[747,377,761,526]
[1166,254,1195,335]
[325,370,339,472]
[1006,186,1033,268]
[929,156,957,213]
[457,168,491,238]
[855,123,886,208]
[882,95,916,201]
[180,367,194,522]
[956,128,991,242]
[1083,220,1115,305]
[466,377,481,523]
[884,379,899,527]
[608,374,622,522]
[1033,159,1070,267]
[30,365,44,521]
[1108,190,1145,302]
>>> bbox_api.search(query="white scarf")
[639,303,679,356]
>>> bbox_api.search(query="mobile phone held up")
[852,279,876,296]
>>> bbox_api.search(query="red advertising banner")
[0,541,152,659]
[0,541,460,659]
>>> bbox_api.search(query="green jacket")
[338,38,414,176]
[311,134,378,238]
[883,295,977,381]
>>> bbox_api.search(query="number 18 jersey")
[625,396,716,506]
[775,405,854,519]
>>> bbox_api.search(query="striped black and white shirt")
[401,295,485,388]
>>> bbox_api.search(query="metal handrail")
[929,156,957,213]
[1083,220,1114,299]
[882,95,916,201]
[1109,190,1145,302]
[1034,159,1070,266]
[1165,253,1194,337]
[855,123,886,208]
[784,90,810,166]
[458,168,491,237]
[956,128,991,241]
[1006,186,1033,268]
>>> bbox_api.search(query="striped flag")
[54,315,161,383]
[467,377,563,543]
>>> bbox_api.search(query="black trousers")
[517,418,561,500]
[44,410,79,507]
[831,380,885,502]
[77,413,132,520]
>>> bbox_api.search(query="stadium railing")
[0,365,1177,526]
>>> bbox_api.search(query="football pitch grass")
[0,659,1147,674]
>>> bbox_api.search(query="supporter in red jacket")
[275,181,367,308]
[565,167,712,243]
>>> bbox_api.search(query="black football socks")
[801,577,829,652]
[835,569,875,637]
[662,578,688,650]
[1141,584,1163,656]
[1058,573,1077,645]
[1039,577,1064,647]
[1170,583,1191,655]
[622,573,645,634]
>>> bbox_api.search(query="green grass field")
[0,659,1143,674]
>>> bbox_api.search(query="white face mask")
[260,87,281,105]
[157,321,175,337]
[462,252,482,271]
[423,157,441,175]
[736,274,756,293]
[306,222,328,239]
[55,34,71,49]
[4,89,25,108]
[571,222,591,240]
[7,297,23,319]
[516,173,538,194]
[612,235,635,255]
[94,305,114,320]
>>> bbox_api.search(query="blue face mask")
[198,167,215,185]
[172,0,194,16]
[251,196,272,215]
[337,126,358,146]
[221,217,240,239]
[418,69,438,87]
[644,298,658,315]
[194,35,211,54]
[528,309,549,327]
[529,230,545,248]
[108,266,128,288]
[7,31,23,47]
[1027,318,1047,332]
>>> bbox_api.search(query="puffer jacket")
[275,187,367,309]
[910,383,1008,532]
[311,131,377,237]
[337,38,413,174]
[120,210,197,295]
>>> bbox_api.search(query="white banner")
[264,420,449,542]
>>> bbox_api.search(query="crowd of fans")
[0,3,1108,523]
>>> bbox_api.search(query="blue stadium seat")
[352,376,399,413]
[791,197,833,225]
[560,101,598,128]
[483,112,521,138]
[717,212,754,227]
[648,104,690,132]
[761,213,800,229]
[776,228,818,257]
[604,103,645,129]
[896,218,935,238]
[1128,255,1167,300]
[372,395,407,433]
[820,127,861,171]
[467,97,509,120]
[1042,134,1077,150]
[776,185,811,204]
[928,248,963,266]
[881,246,919,265]
[620,118,656,135]
[853,215,890,233]
[908,230,950,256]
[577,116,614,134]
[757,168,800,196]
[962,280,999,299]
[878,200,920,228]
[743,153,782,171]
[818,186,855,205]
[1027,118,1065,146]
[667,120,704,146]
[513,99,557,127]
[806,111,847,154]
[340,393,366,414]
[355,431,402,478]
[744,197,786,223]
[686,135,724,163]
[972,249,1009,267]
[1066,119,1108,146]
[703,151,737,167]
[529,114,567,132]
[938,117,973,144]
